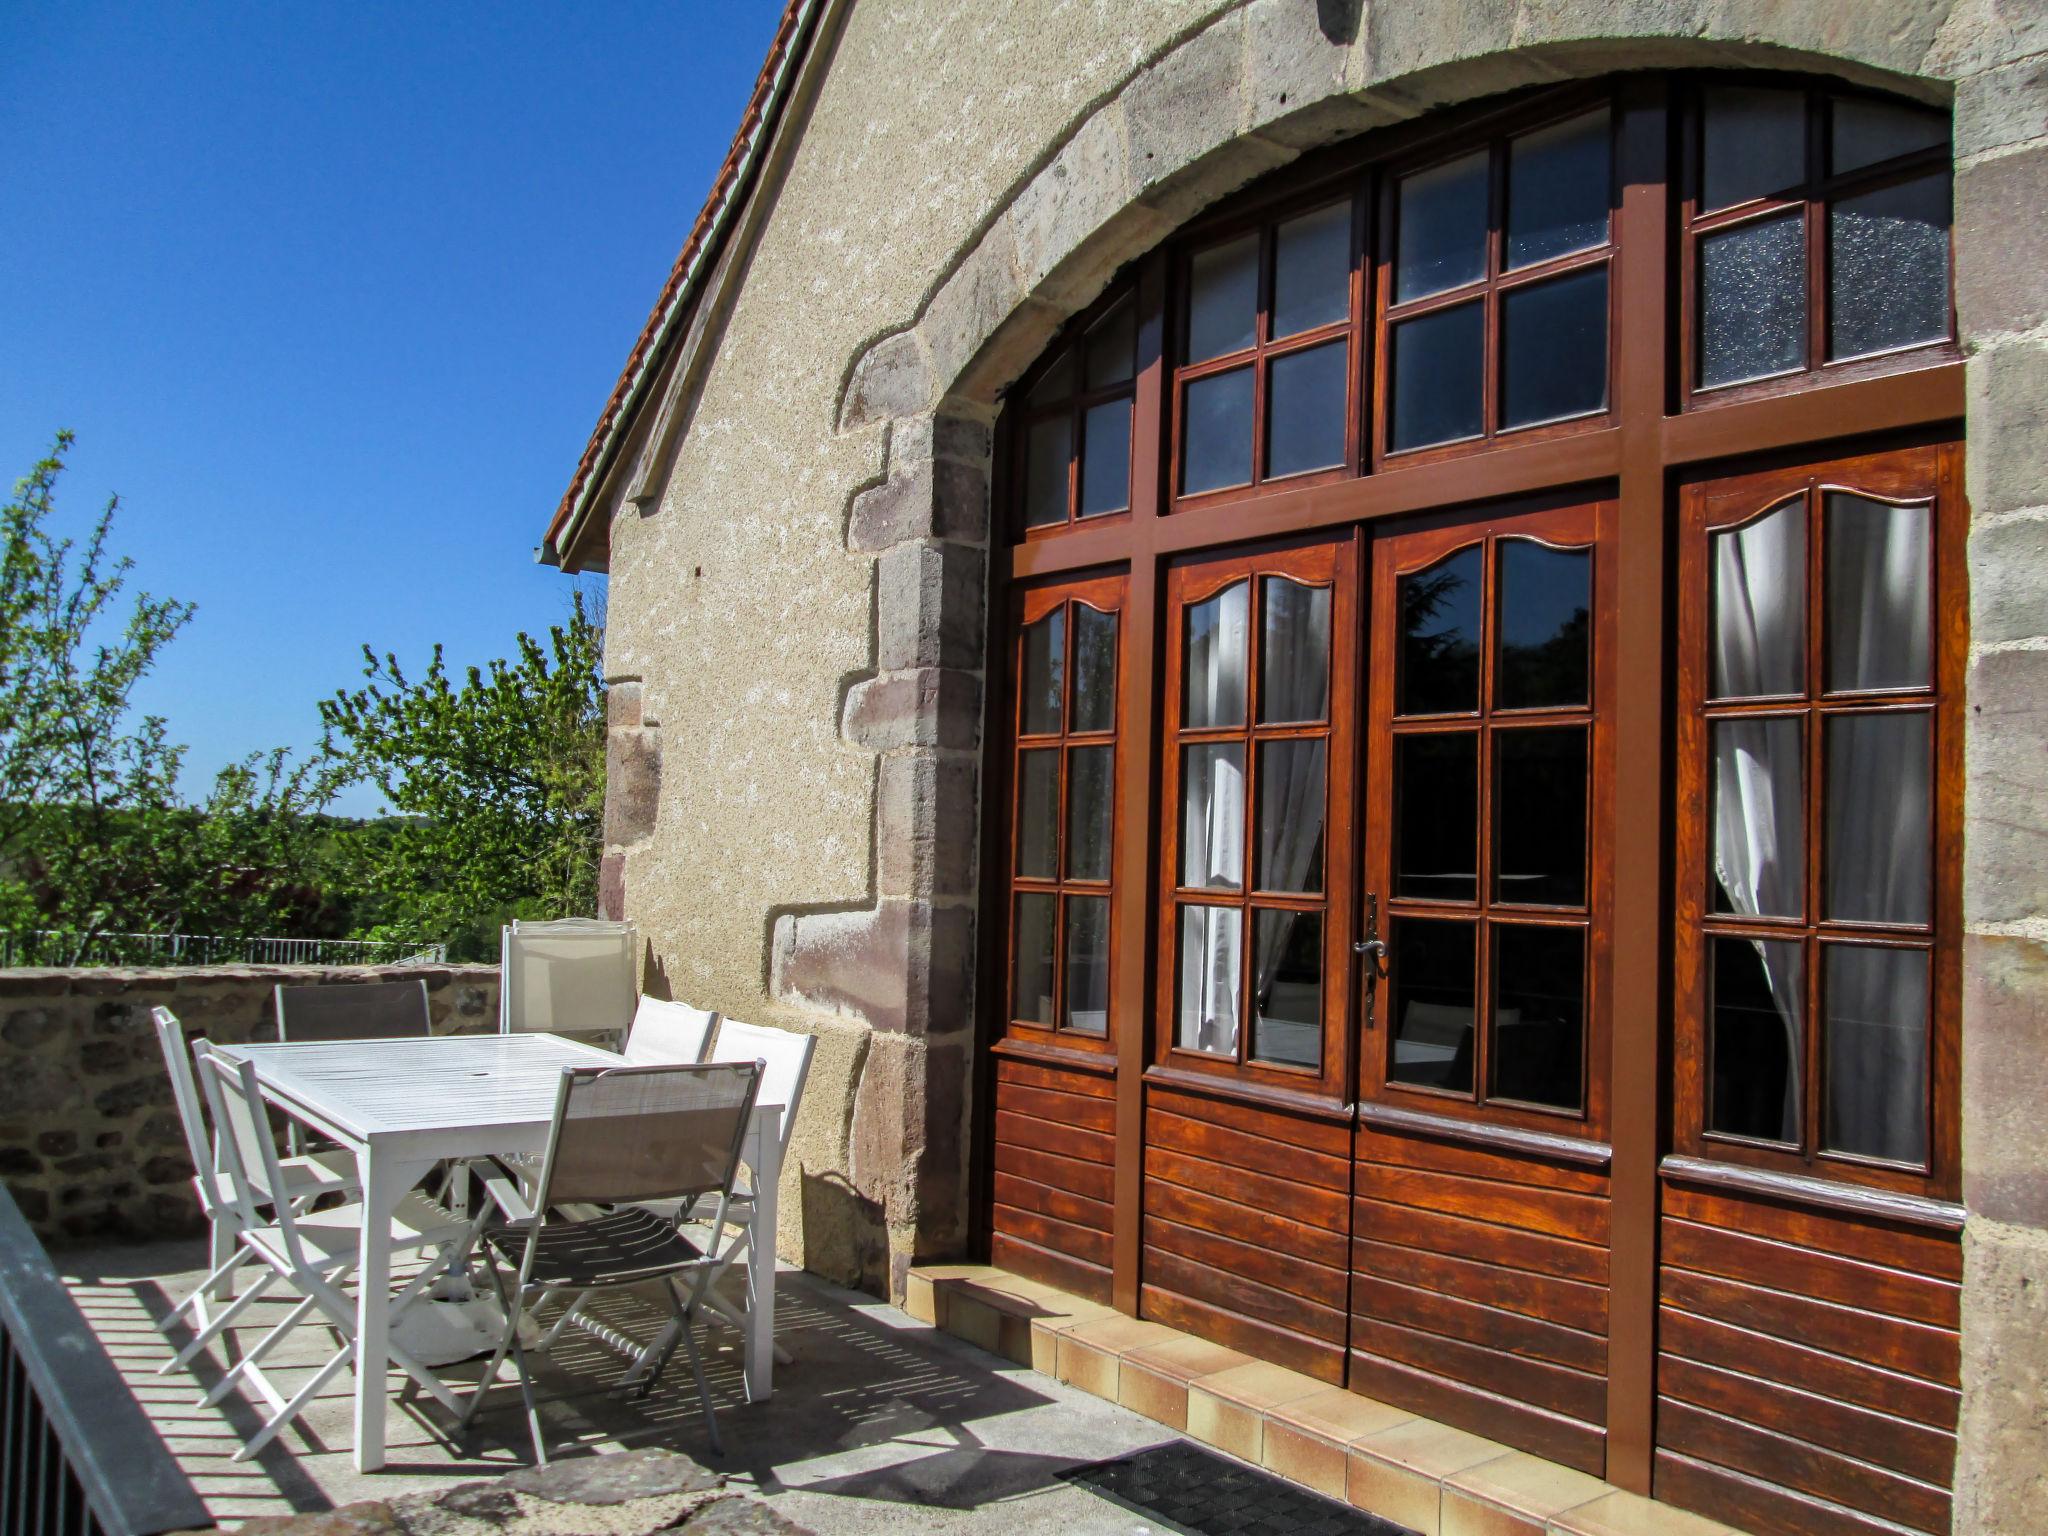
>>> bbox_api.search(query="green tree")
[319,590,606,960]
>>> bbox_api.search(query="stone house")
[541,3,2047,1531]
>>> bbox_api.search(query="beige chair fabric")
[499,918,636,1039]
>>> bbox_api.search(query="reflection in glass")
[1259,578,1331,723]
[1390,302,1485,451]
[1016,749,1060,879]
[1398,546,1483,714]
[1829,174,1951,361]
[1826,494,1931,693]
[1711,502,1805,698]
[1831,97,1947,178]
[1396,733,1477,902]
[1496,728,1588,907]
[1066,745,1114,881]
[1711,718,1804,919]
[1024,415,1072,527]
[1071,606,1119,733]
[1027,348,1076,407]
[1021,611,1065,734]
[1702,86,1807,211]
[1182,367,1256,494]
[1390,918,1476,1092]
[1826,713,1931,927]
[1497,541,1590,708]
[1266,341,1348,478]
[1824,944,1929,1163]
[1252,911,1322,1069]
[1085,295,1136,388]
[1501,267,1609,429]
[1506,109,1611,269]
[1492,925,1585,1110]
[1180,743,1246,890]
[1273,202,1352,338]
[1257,740,1327,894]
[1080,398,1133,516]
[1710,935,1803,1143]
[1183,581,1250,727]
[1396,150,1488,302]
[1187,233,1259,362]
[1064,896,1111,1035]
[1700,213,1807,388]
[1013,893,1057,1025]
[1178,905,1242,1055]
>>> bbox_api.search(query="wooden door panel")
[991,1053,1117,1302]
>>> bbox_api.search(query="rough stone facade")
[0,964,497,1244]
[576,0,2048,1520]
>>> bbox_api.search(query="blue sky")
[0,2,782,813]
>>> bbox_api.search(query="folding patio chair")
[149,1007,357,1367]
[499,917,637,1043]
[458,1059,761,1463]
[275,979,433,1155]
[191,1048,477,1461]
[621,996,718,1065]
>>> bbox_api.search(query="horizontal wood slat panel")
[1358,1163,1611,1245]
[1350,1273,1607,1375]
[1151,1173,1351,1272]
[992,1171,1113,1236]
[997,1081,1117,1135]
[1352,1234,1608,1335]
[1355,1119,1612,1196]
[1149,1084,1352,1158]
[993,1231,1112,1306]
[995,1140,1114,1204]
[1660,1268,1960,1387]
[1149,1107,1353,1191]
[1347,1312,1608,1426]
[996,1056,1116,1098]
[1659,1355,1956,1488]
[1143,1211,1349,1313]
[1346,1348,1606,1476]
[995,1109,1113,1167]
[1655,1450,1928,1536]
[991,1056,1116,1301]
[1656,1307,1960,1432]
[994,1203,1112,1269]
[1660,1182,1963,1283]
[1656,1399,1950,1535]
[1353,1196,1610,1286]
[1147,1145,1349,1232]
[1141,1283,1343,1385]
[1144,1244,1348,1346]
[1663,1218,1959,1329]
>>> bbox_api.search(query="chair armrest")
[477,1162,539,1227]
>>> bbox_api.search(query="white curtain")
[1178,583,1249,1054]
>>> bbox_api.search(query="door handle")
[1355,893,1387,1027]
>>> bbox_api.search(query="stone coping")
[905,1263,1749,1536]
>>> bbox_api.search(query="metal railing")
[0,1184,210,1535]
[0,930,447,969]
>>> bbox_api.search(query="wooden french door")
[1344,494,1619,1474]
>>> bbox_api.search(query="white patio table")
[211,1033,783,1472]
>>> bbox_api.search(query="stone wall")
[0,964,497,1244]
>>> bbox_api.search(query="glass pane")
[1085,295,1136,388]
[1702,86,1807,211]
[1390,918,1476,1092]
[1013,893,1057,1025]
[1389,301,1484,451]
[1252,910,1322,1069]
[1492,924,1585,1110]
[1710,718,1805,919]
[1396,732,1477,902]
[1824,944,1929,1163]
[1506,108,1611,269]
[1831,97,1947,177]
[1711,502,1806,699]
[1395,150,1488,302]
[1027,347,1075,407]
[1021,611,1065,733]
[1497,540,1591,709]
[1829,173,1951,361]
[1080,398,1133,516]
[1397,545,1483,714]
[1825,713,1932,926]
[1071,605,1119,733]
[1016,748,1060,879]
[1266,341,1348,478]
[1187,232,1259,362]
[1177,905,1242,1055]
[1826,494,1931,693]
[1257,739,1327,894]
[1699,213,1807,388]
[1066,745,1114,882]
[1709,935,1804,1143]
[1180,742,1246,890]
[1023,415,1072,527]
[1501,267,1609,429]
[1259,577,1331,723]
[1181,367,1256,494]
[1064,896,1111,1036]
[1273,201,1352,338]
[1183,580,1250,727]
[1496,728,1588,907]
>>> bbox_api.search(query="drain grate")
[1059,1440,1418,1536]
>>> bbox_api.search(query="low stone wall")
[0,963,498,1244]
